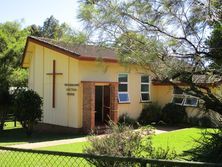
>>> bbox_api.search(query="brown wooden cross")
[47,60,63,108]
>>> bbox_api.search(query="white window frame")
[118,73,130,103]
[172,87,198,107]
[140,75,150,102]
[172,94,185,105]
[183,96,198,107]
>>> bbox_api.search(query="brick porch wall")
[82,82,95,133]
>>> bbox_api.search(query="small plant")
[138,103,162,125]
[118,113,137,127]
[14,89,43,136]
[162,103,187,125]
[150,146,177,160]
[84,122,177,166]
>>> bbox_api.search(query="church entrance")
[82,81,118,133]
[95,85,111,126]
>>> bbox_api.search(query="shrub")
[138,103,162,125]
[185,128,222,163]
[14,89,43,136]
[118,113,137,127]
[162,103,187,125]
[199,116,214,128]
[187,117,200,127]
[150,146,177,160]
[188,115,219,128]
[0,88,11,130]
[84,122,177,166]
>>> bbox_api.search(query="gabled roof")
[21,36,118,67]
[22,36,222,86]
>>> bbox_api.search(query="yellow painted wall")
[28,42,81,128]
[152,85,173,106]
[78,61,154,120]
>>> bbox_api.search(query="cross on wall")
[47,60,63,108]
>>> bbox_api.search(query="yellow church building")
[21,36,221,132]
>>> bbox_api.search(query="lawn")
[38,127,206,156]
[39,141,90,153]
[152,128,204,155]
[0,127,211,166]
[0,122,86,146]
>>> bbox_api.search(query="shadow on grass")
[0,128,86,146]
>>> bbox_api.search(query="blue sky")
[0,0,82,30]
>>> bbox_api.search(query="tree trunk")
[26,120,34,136]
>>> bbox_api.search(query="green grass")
[0,122,86,146]
[4,121,22,130]
[39,141,90,153]
[152,128,204,155]
[0,151,89,167]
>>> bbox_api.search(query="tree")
[78,0,222,115]
[14,90,43,136]
[28,15,88,44]
[0,21,29,88]
[41,15,61,39]
[28,24,42,37]
[204,0,222,66]
[0,21,30,127]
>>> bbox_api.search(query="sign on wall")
[64,83,79,96]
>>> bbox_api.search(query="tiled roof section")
[153,75,222,85]
[192,75,222,84]
[29,36,117,60]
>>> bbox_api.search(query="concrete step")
[94,125,110,135]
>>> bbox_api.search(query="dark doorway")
[95,85,111,125]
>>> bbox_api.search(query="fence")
[0,146,221,167]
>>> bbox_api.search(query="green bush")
[187,117,200,127]
[188,115,218,128]
[138,103,162,125]
[14,89,43,136]
[84,122,177,166]
[185,128,222,163]
[162,103,187,125]
[199,116,214,128]
[0,88,11,130]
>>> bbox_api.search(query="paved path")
[6,127,180,149]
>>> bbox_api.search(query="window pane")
[172,97,184,104]
[141,75,149,83]
[141,84,149,92]
[141,93,150,101]
[173,87,183,94]
[185,97,198,106]
[118,84,127,92]
[118,93,129,102]
[118,74,128,82]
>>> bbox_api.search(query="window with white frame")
[172,87,198,107]
[140,75,150,102]
[118,73,130,103]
